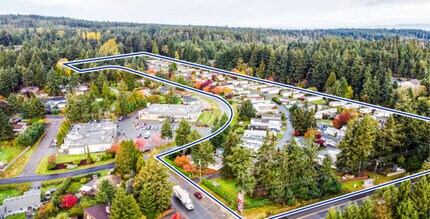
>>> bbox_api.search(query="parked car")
[136,133,142,138]
[194,192,203,199]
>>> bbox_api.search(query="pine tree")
[161,117,173,140]
[254,136,276,194]
[411,176,430,217]
[326,208,343,219]
[190,132,214,171]
[115,140,141,179]
[324,72,337,94]
[0,109,13,141]
[238,100,256,120]
[225,146,255,195]
[89,81,100,97]
[396,199,419,219]
[151,41,159,55]
[110,187,142,219]
[220,131,239,178]
[209,113,230,148]
[45,68,61,96]
[175,119,191,146]
[319,155,341,196]
[133,153,173,219]
[373,116,401,167]
[336,116,378,175]
[95,179,117,204]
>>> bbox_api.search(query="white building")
[60,121,117,155]
[0,190,41,218]
[243,130,267,139]
[305,95,323,102]
[315,108,338,119]
[252,101,278,115]
[249,118,281,133]
[240,137,264,152]
[328,101,347,107]
[138,104,203,122]
[325,127,345,139]
[359,107,373,114]
[374,110,392,118]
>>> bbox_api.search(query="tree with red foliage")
[174,155,190,167]
[150,134,162,146]
[110,143,120,153]
[333,110,355,128]
[134,138,147,150]
[294,131,301,136]
[62,194,78,208]
[171,212,182,219]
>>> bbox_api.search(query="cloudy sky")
[1,0,430,29]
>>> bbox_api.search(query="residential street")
[20,115,65,177]
[265,93,294,149]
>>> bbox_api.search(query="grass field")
[5,213,25,219]
[36,152,114,175]
[1,132,46,178]
[197,110,221,126]
[310,99,327,105]
[0,145,25,164]
[0,189,21,205]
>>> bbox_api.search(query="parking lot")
[117,111,211,151]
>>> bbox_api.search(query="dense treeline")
[0,14,429,110]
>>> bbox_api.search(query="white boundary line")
[63,52,430,219]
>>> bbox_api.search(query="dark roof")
[84,204,109,219]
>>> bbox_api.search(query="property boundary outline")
[63,52,430,219]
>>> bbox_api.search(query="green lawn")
[1,132,46,178]
[197,110,222,126]
[317,119,333,125]
[0,145,25,164]
[208,178,270,208]
[36,153,114,175]
[0,189,21,205]
[6,213,25,219]
[341,180,364,193]
[310,99,327,105]
[277,133,283,139]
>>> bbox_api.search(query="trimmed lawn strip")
[6,213,25,219]
[0,132,46,178]
[0,145,24,164]
[36,153,114,175]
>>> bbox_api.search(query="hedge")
[56,119,71,146]
[272,97,282,105]
[16,121,45,146]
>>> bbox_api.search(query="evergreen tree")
[336,116,378,175]
[133,153,173,219]
[224,146,255,195]
[373,116,402,167]
[324,72,337,94]
[175,119,191,146]
[254,136,276,194]
[238,100,256,120]
[319,155,341,196]
[161,117,173,140]
[115,140,141,179]
[220,131,239,178]
[89,81,100,97]
[95,179,117,204]
[151,41,159,55]
[110,187,142,219]
[0,109,13,141]
[45,68,61,96]
[209,113,230,148]
[190,131,214,171]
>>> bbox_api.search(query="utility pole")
[199,159,202,183]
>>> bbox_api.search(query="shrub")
[174,155,190,167]
[271,97,282,105]
[47,155,57,170]
[79,178,87,184]
[56,120,71,146]
[16,121,45,146]
[73,159,81,165]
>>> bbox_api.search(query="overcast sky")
[1,0,430,29]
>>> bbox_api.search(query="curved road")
[0,163,114,185]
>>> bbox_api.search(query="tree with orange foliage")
[203,85,211,92]
[212,86,224,94]
[304,128,320,139]
[183,163,196,173]
[110,143,120,153]
[174,155,190,167]
[194,81,203,89]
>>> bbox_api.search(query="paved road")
[0,163,115,185]
[265,93,293,149]
[20,115,65,177]
[169,173,231,219]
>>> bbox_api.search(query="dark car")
[136,133,142,138]
[194,192,203,199]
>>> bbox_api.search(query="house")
[240,136,264,152]
[252,101,278,115]
[83,203,110,219]
[249,118,281,133]
[0,189,41,218]
[374,110,392,118]
[314,108,338,119]
[60,121,117,155]
[328,101,346,107]
[138,104,203,122]
[12,122,27,134]
[182,96,200,105]
[305,95,323,102]
[359,107,373,114]
[79,185,95,195]
[158,86,171,95]
[207,156,223,171]
[76,85,89,95]
[243,130,267,139]
[261,114,282,121]
[215,147,224,157]
[325,127,345,139]
[342,104,360,110]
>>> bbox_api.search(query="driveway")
[19,115,65,177]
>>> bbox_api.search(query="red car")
[194,192,203,199]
